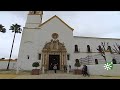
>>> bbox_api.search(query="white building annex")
[17,11,120,74]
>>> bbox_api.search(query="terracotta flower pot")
[74,69,82,75]
[31,69,40,75]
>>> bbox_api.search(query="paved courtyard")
[0,70,120,79]
[13,74,120,79]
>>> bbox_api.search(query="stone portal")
[42,33,67,70]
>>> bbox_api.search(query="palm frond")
[0,24,6,33]
[1,28,6,33]
[9,23,22,33]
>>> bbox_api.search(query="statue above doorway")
[41,34,67,70]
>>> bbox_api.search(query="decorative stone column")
[42,53,45,74]
[42,65,45,74]
[60,52,62,70]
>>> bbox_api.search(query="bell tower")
[25,11,43,28]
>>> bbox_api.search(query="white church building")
[17,11,120,75]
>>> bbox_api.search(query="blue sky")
[0,11,120,59]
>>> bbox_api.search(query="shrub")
[32,62,40,69]
[74,59,81,69]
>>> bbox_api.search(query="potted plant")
[31,62,40,75]
[74,59,81,75]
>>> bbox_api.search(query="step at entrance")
[46,70,67,74]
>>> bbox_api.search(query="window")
[38,54,41,60]
[87,45,91,52]
[118,46,120,51]
[27,55,30,59]
[75,45,78,52]
[67,54,70,60]
[112,59,117,64]
[33,11,36,14]
[98,45,102,53]
[95,59,98,64]
[107,46,112,53]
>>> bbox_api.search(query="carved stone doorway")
[41,34,67,71]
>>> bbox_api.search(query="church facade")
[17,11,120,71]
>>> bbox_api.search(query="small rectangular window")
[67,54,70,60]
[38,54,41,60]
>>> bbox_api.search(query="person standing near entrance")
[53,64,57,73]
[82,65,90,77]
[50,63,53,70]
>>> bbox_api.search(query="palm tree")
[6,24,22,70]
[0,24,6,33]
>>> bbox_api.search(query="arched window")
[38,54,41,60]
[87,45,91,52]
[98,45,102,53]
[27,55,30,59]
[95,59,98,64]
[118,46,120,51]
[75,45,78,52]
[33,11,36,14]
[112,58,117,64]
[67,54,70,60]
[107,46,112,53]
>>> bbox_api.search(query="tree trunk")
[7,32,16,70]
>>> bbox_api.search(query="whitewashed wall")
[74,36,120,53]
[18,14,120,71]
[87,64,120,76]
[0,61,16,70]
[72,37,120,69]
[18,16,74,70]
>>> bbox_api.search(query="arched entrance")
[41,33,67,71]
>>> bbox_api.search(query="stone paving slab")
[13,74,120,79]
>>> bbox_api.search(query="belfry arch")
[41,33,67,70]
